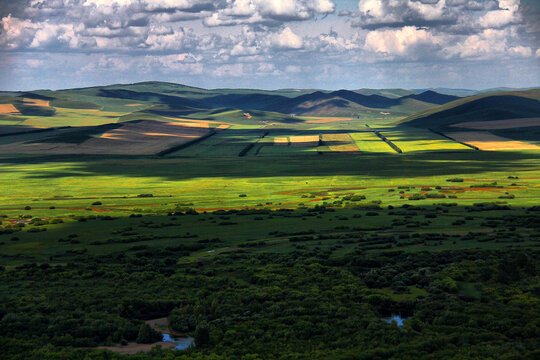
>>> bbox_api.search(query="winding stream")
[162,334,194,350]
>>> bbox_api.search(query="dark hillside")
[405,93,540,130]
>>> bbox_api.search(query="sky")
[0,0,539,91]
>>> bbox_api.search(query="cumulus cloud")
[203,0,335,27]
[0,0,537,90]
[508,45,532,57]
[0,15,38,49]
[351,0,457,29]
[269,27,303,49]
[310,29,361,52]
[364,26,440,58]
[444,28,519,59]
[141,25,197,51]
[477,0,520,28]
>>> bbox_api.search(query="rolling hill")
[0,82,464,126]
[404,89,540,130]
[403,89,540,144]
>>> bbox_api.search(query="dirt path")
[97,341,176,355]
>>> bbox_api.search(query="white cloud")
[203,0,335,27]
[313,30,360,52]
[359,0,385,18]
[213,63,245,77]
[354,0,454,28]
[0,15,37,49]
[82,0,203,11]
[508,45,532,57]
[143,54,204,74]
[26,59,44,68]
[408,0,446,21]
[1,0,537,90]
[446,28,509,59]
[477,0,520,28]
[142,26,196,51]
[270,27,303,49]
[230,43,259,56]
[364,26,440,57]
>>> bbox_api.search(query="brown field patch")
[321,133,359,152]
[445,131,540,150]
[0,120,215,155]
[289,135,319,146]
[125,103,143,107]
[321,134,351,142]
[23,98,50,107]
[0,104,20,115]
[451,118,540,130]
[274,137,289,146]
[167,121,209,128]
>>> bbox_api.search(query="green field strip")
[256,144,320,156]
[381,128,475,153]
[371,129,402,154]
[349,131,396,153]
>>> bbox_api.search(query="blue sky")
[0,0,539,91]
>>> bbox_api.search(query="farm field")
[350,131,395,153]
[20,107,127,127]
[379,127,474,153]
[447,131,540,150]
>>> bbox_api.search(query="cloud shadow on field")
[1,148,539,182]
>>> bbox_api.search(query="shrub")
[426,193,446,199]
[136,324,161,344]
[194,322,210,347]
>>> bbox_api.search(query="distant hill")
[254,89,460,116]
[412,88,479,97]
[400,91,460,105]
[404,89,540,130]
[0,81,464,122]
[355,88,416,98]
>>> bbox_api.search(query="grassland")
[377,127,474,153]
[350,131,395,153]
[0,82,539,360]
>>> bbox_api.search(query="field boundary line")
[367,125,402,154]
[239,131,269,157]
[429,128,479,150]
[157,130,217,156]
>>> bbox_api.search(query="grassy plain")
[1,149,539,267]
[0,83,539,359]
